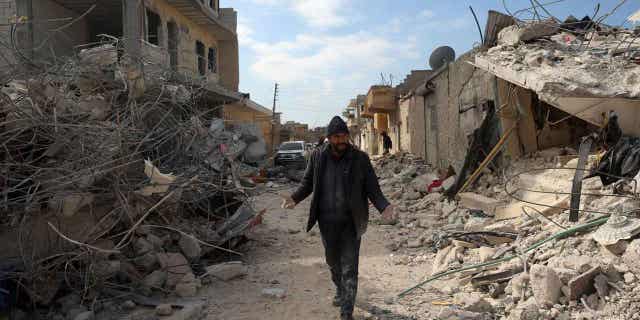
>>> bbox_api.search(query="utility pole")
[271,83,279,153]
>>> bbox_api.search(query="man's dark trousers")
[318,219,361,316]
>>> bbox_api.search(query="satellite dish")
[429,46,456,70]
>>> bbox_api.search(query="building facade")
[2,0,279,152]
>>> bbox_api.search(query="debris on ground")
[0,39,267,318]
[373,147,640,319]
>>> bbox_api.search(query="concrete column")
[122,0,145,98]
[16,0,33,60]
[123,0,143,59]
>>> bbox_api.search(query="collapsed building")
[0,0,275,319]
[347,7,640,320]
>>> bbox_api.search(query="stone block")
[529,264,562,307]
[458,192,502,215]
[567,266,601,300]
[205,261,248,281]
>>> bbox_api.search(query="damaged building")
[1,0,279,151]
[0,0,278,318]
[343,7,640,319]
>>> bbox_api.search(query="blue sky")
[229,0,638,128]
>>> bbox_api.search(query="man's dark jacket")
[291,144,390,238]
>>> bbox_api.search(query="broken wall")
[224,102,275,153]
[145,0,225,85]
[424,50,494,170]
[497,79,598,159]
[399,94,427,157]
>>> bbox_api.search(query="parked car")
[274,141,308,168]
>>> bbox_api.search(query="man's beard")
[330,142,349,155]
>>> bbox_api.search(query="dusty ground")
[202,187,439,320]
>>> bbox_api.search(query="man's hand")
[281,195,296,209]
[381,205,398,224]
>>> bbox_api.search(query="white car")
[275,141,308,168]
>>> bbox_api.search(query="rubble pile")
[375,150,640,319]
[0,48,266,318]
[476,18,640,98]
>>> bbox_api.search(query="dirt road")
[202,187,440,320]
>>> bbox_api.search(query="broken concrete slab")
[593,274,609,298]
[157,252,193,288]
[498,20,559,46]
[204,261,248,281]
[458,192,503,214]
[454,292,494,313]
[530,264,562,307]
[142,270,167,289]
[567,266,601,300]
[495,195,569,220]
[432,245,464,275]
[622,239,640,274]
[175,273,201,298]
[178,234,202,261]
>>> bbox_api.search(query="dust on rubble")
[374,150,640,320]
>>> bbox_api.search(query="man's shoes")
[332,294,343,307]
[340,314,354,320]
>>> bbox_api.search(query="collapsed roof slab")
[472,55,640,137]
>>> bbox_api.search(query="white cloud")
[246,0,348,28]
[291,0,347,28]
[236,20,255,46]
[246,31,400,85]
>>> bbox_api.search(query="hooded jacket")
[291,143,390,238]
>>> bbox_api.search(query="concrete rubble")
[374,149,640,319]
[0,45,268,319]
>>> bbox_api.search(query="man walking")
[381,131,392,155]
[282,116,396,320]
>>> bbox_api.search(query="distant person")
[281,116,397,320]
[317,135,326,148]
[381,131,392,155]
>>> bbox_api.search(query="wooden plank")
[515,87,538,155]
[497,79,522,159]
